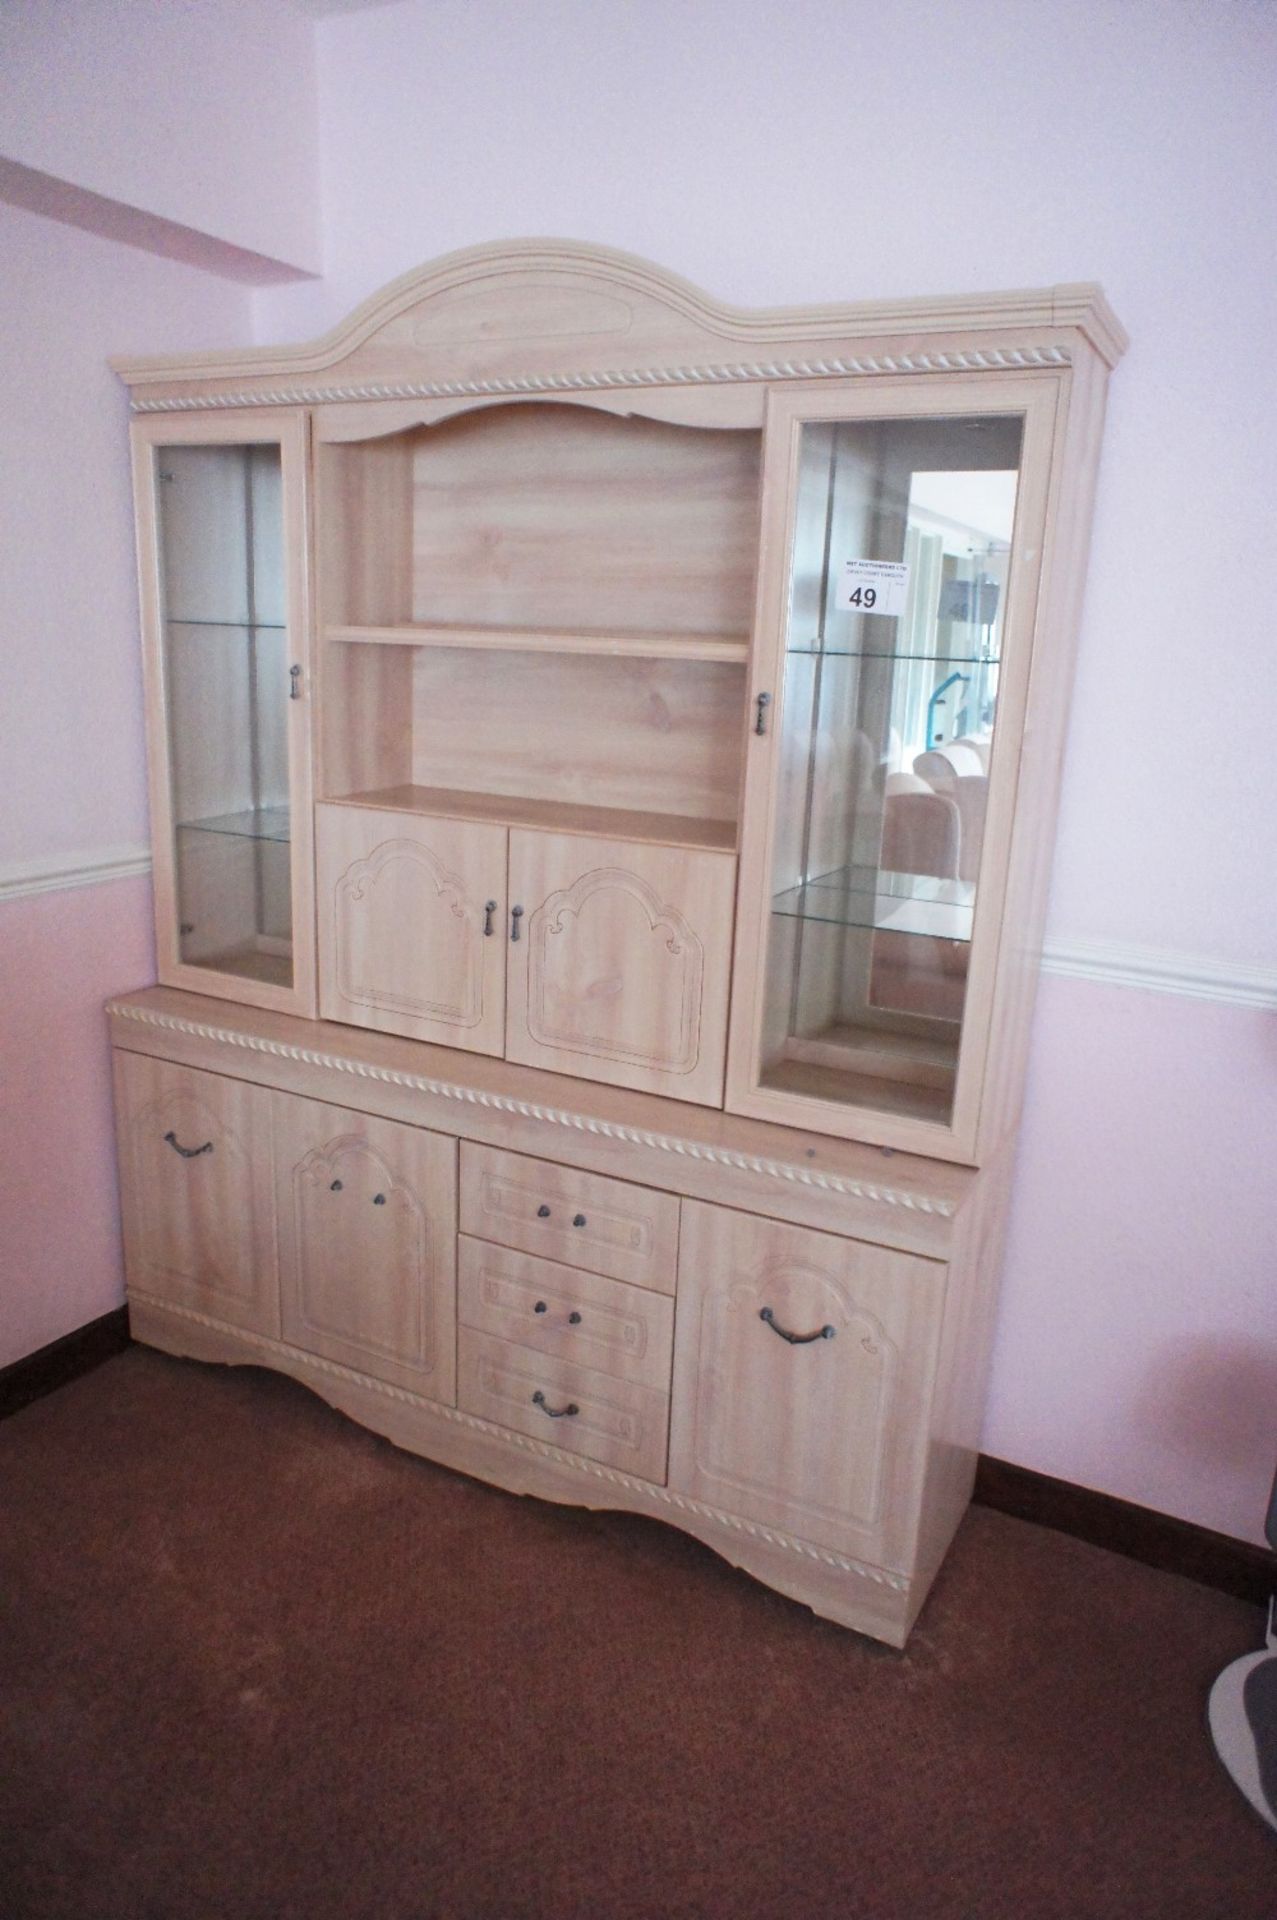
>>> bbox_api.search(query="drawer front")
[275,1092,457,1404]
[668,1201,944,1570]
[458,1237,674,1391]
[112,1051,279,1338]
[458,1329,669,1485]
[459,1143,678,1294]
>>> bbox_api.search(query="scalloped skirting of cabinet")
[109,986,1006,1647]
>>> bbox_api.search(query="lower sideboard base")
[128,1293,923,1649]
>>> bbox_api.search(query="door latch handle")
[759,1306,836,1345]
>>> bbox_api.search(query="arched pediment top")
[111,237,1127,411]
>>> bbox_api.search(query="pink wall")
[0,880,154,1367]
[0,0,320,275]
[249,0,1276,1543]
[0,200,255,1366]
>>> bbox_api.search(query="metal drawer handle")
[372,1193,386,1205]
[532,1390,579,1419]
[568,1311,582,1325]
[164,1130,213,1159]
[537,1204,551,1219]
[759,1306,836,1345]
[572,1213,586,1228]
[483,900,496,937]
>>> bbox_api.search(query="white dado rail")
[6,845,1269,1013]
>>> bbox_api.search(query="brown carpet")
[1,1348,1273,1920]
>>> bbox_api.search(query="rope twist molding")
[108,1001,956,1217]
[132,1292,908,1593]
[129,344,1072,412]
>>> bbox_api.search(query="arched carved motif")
[289,1133,431,1370]
[527,867,704,1073]
[335,837,484,1028]
[693,1260,898,1534]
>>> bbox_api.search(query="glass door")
[728,379,1057,1159]
[132,410,315,1015]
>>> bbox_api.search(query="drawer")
[458,1329,669,1485]
[459,1143,678,1294]
[458,1237,674,1391]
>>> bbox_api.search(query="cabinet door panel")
[317,803,507,1052]
[669,1201,944,1570]
[505,829,735,1106]
[274,1093,457,1403]
[113,1052,279,1336]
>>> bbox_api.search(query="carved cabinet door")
[668,1201,945,1571]
[113,1051,279,1337]
[504,829,736,1106]
[274,1092,457,1403]
[316,803,508,1053]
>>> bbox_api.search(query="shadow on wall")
[1137,1334,1277,1478]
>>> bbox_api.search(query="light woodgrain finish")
[458,1237,674,1391]
[457,1328,670,1485]
[328,624,749,663]
[316,802,508,1053]
[669,1201,944,1570]
[111,990,972,1260]
[408,648,744,828]
[505,829,736,1106]
[320,785,736,855]
[460,1143,680,1293]
[113,1051,279,1337]
[274,1093,457,1403]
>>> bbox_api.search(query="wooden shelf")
[319,785,738,854]
[327,623,750,664]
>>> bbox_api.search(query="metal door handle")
[510,904,524,941]
[164,1130,213,1159]
[759,1306,836,1345]
[754,691,772,735]
[532,1391,579,1419]
[289,664,302,700]
[483,900,496,936]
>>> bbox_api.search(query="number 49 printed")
[835,558,910,618]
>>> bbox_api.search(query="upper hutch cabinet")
[130,410,316,1016]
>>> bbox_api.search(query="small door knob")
[572,1213,586,1229]
[537,1204,551,1218]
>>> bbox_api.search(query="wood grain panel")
[458,1236,675,1391]
[505,829,736,1106]
[669,1201,944,1569]
[274,1093,456,1402]
[458,1328,670,1484]
[459,1143,679,1293]
[112,1051,279,1337]
[316,802,508,1052]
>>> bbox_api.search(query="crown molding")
[110,238,1126,405]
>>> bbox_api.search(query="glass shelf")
[165,618,286,632]
[787,644,1000,665]
[177,806,291,844]
[771,864,974,941]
